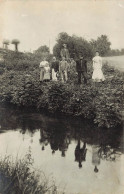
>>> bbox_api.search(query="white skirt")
[92,68,105,82]
[52,69,57,81]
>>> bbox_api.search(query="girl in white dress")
[92,51,105,82]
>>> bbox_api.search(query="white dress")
[52,69,57,81]
[39,61,50,81]
[92,56,105,82]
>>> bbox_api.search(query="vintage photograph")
[0,0,124,194]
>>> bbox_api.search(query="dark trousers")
[78,71,87,84]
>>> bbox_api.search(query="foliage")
[0,49,123,129]
[11,39,20,44]
[2,39,10,49]
[53,33,112,59]
[107,48,124,56]
[53,32,93,60]
[35,45,50,54]
[34,45,51,61]
[90,35,111,56]
[0,150,57,194]
[11,39,20,51]
[3,39,10,45]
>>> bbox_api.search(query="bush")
[0,51,123,128]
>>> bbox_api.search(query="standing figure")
[39,57,50,82]
[92,145,101,173]
[59,57,69,82]
[92,51,105,82]
[75,140,87,168]
[60,44,70,61]
[76,54,87,84]
[70,58,76,66]
[51,57,59,81]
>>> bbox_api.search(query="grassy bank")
[0,150,57,194]
[0,52,123,128]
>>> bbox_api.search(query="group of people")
[39,43,105,84]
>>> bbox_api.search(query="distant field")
[103,55,124,72]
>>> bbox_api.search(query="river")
[103,55,124,72]
[0,106,124,194]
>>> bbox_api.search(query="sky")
[0,0,124,53]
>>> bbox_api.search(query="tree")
[90,35,111,56]
[35,45,49,54]
[34,45,51,61]
[3,39,10,49]
[53,32,93,60]
[11,39,20,52]
[121,48,124,55]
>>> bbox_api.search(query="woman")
[51,57,59,81]
[39,57,50,82]
[92,51,105,82]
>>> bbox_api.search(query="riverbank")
[0,52,123,128]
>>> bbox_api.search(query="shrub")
[0,52,123,128]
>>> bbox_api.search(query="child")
[39,58,50,82]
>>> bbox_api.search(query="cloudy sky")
[0,0,124,52]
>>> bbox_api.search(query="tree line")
[1,32,124,57]
[2,39,20,51]
[35,32,124,60]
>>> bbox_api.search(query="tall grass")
[0,148,58,194]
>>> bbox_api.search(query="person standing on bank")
[92,51,105,82]
[59,57,69,83]
[76,54,88,84]
[39,57,50,82]
[51,57,59,81]
[60,44,70,61]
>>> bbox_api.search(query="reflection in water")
[75,140,87,168]
[0,106,123,165]
[92,145,100,173]
[0,106,124,193]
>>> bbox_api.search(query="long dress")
[43,66,50,80]
[92,145,100,167]
[52,69,57,81]
[39,61,50,81]
[92,56,105,82]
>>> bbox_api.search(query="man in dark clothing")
[75,140,87,168]
[76,55,88,84]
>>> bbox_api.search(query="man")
[60,44,70,61]
[51,57,59,81]
[76,54,88,84]
[59,57,69,82]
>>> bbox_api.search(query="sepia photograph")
[0,0,124,194]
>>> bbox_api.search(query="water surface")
[0,106,124,194]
